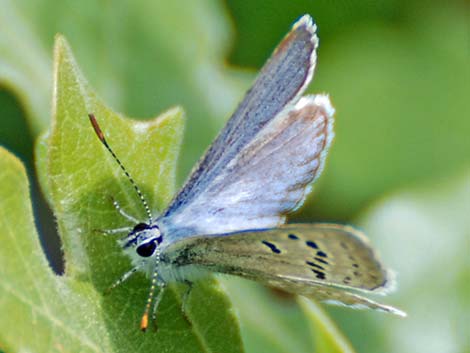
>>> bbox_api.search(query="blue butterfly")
[89,14,405,331]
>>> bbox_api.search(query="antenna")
[89,114,153,224]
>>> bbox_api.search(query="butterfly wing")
[162,224,405,316]
[159,16,327,239]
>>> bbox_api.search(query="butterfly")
[89,14,405,331]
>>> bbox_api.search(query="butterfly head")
[122,223,163,259]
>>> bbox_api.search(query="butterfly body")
[90,14,405,331]
[121,222,210,284]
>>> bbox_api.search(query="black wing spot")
[288,234,299,240]
[343,276,352,284]
[340,242,348,249]
[352,263,359,268]
[306,240,318,249]
[316,251,328,258]
[262,241,281,254]
[353,271,361,277]
[315,257,329,265]
[306,261,325,270]
[312,269,326,280]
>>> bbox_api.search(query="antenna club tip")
[88,113,105,141]
[140,313,149,332]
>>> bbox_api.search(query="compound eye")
[136,240,157,257]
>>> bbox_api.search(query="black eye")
[136,240,157,257]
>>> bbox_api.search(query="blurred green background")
[0,0,468,352]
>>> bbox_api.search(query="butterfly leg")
[151,281,166,331]
[110,196,140,223]
[92,196,139,236]
[93,226,133,236]
[105,263,142,294]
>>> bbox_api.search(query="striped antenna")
[89,114,153,224]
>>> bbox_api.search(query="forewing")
[160,16,320,237]
[161,95,334,238]
[163,224,405,316]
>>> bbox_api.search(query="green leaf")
[0,146,110,352]
[45,34,186,279]
[221,277,356,353]
[221,278,313,353]
[298,298,356,353]
[0,35,244,352]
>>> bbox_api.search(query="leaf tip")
[53,33,71,57]
[52,33,82,77]
[160,105,186,125]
